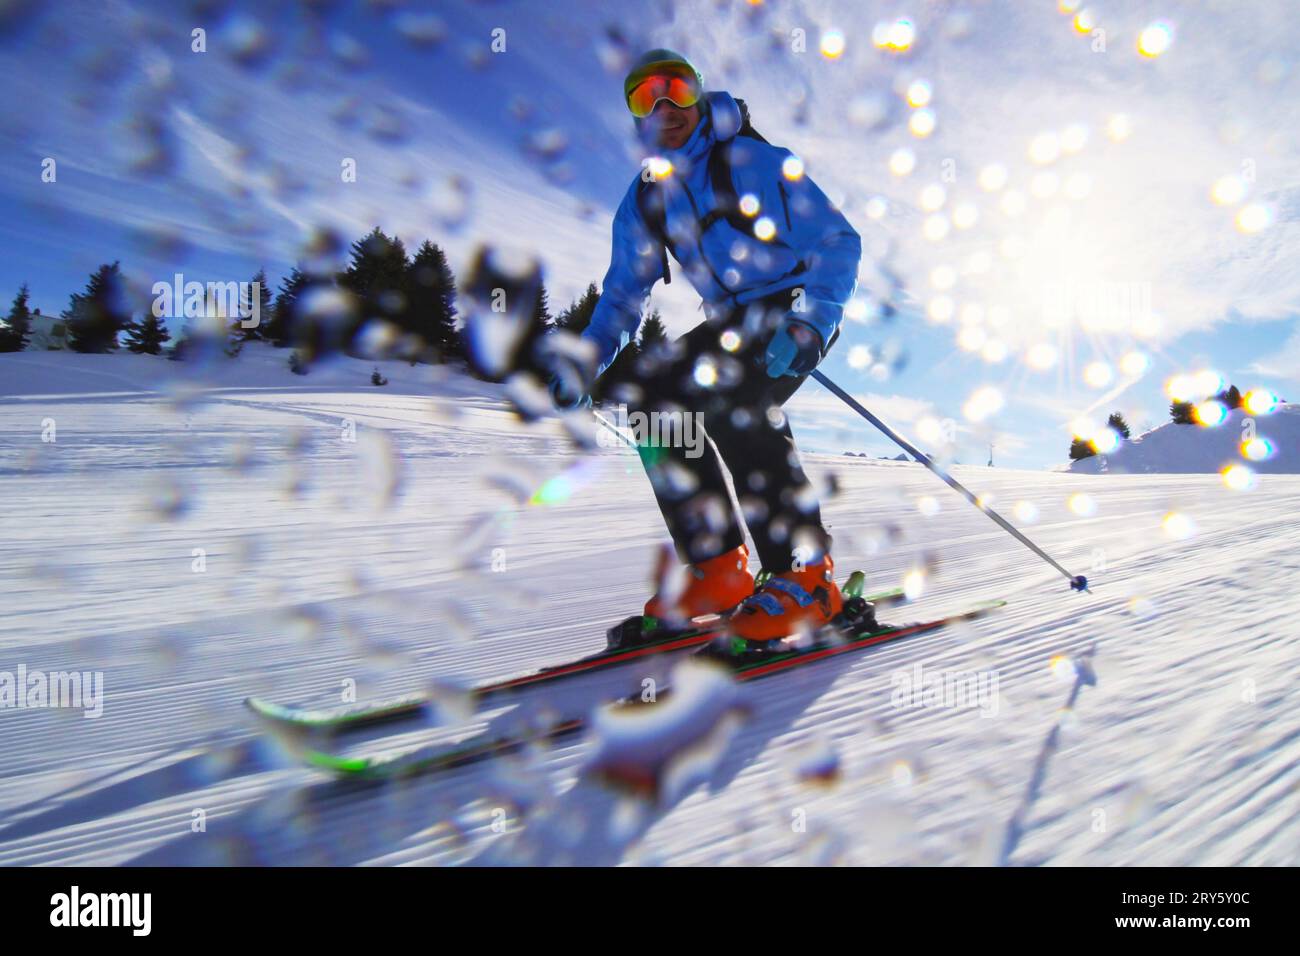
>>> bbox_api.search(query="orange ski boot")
[727,555,844,641]
[645,544,755,624]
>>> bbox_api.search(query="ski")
[296,597,1006,781]
[245,575,902,736]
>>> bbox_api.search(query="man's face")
[647,100,701,151]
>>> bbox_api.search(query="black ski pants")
[613,292,834,573]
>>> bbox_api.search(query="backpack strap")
[702,99,751,235]
[703,141,741,233]
[634,176,672,285]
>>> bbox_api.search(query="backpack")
[635,98,789,287]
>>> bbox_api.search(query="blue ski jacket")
[583,91,861,377]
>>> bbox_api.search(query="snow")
[1068,404,1300,475]
[2,348,1298,865]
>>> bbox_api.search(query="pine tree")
[554,283,600,335]
[406,240,460,360]
[237,268,273,341]
[124,312,171,354]
[224,319,244,357]
[551,284,626,402]
[1170,400,1195,424]
[638,309,668,351]
[1069,436,1096,460]
[512,281,556,380]
[65,262,131,353]
[338,227,410,349]
[1220,385,1243,409]
[0,283,33,352]
[168,319,224,363]
[168,324,193,361]
[264,267,307,346]
[1106,411,1131,439]
[531,283,553,334]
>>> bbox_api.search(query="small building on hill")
[27,309,70,350]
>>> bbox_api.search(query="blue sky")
[2,0,1297,468]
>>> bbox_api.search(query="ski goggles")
[625,63,702,118]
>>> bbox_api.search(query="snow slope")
[1068,405,1299,475]
[1,349,1298,866]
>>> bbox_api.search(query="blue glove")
[548,372,592,410]
[764,317,825,378]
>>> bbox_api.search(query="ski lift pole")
[811,370,1088,592]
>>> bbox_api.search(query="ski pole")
[810,370,1088,592]
[592,410,637,449]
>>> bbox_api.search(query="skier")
[551,49,862,641]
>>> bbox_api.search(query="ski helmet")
[623,49,705,117]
